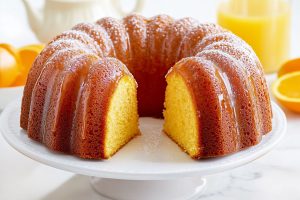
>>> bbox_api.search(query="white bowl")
[0,86,24,110]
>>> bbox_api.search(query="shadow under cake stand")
[0,100,286,200]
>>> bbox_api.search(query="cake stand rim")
[0,99,286,180]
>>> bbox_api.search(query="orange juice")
[217,0,291,73]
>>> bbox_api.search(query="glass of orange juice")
[217,0,291,73]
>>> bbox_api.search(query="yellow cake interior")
[163,72,200,157]
[105,75,139,158]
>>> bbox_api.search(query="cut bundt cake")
[20,14,272,159]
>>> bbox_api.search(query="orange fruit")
[0,44,21,87]
[278,58,300,77]
[12,44,44,86]
[272,71,300,113]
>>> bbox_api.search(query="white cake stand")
[0,100,286,200]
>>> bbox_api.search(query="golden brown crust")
[27,48,87,142]
[96,18,131,67]
[70,58,132,159]
[123,14,147,73]
[72,23,115,58]
[163,17,198,69]
[43,54,98,152]
[178,23,224,59]
[20,39,89,130]
[198,50,262,149]
[198,38,272,134]
[195,32,272,134]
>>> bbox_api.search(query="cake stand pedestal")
[90,177,206,200]
[0,100,286,200]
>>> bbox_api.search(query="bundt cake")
[20,14,272,159]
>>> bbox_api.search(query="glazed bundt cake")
[20,14,272,159]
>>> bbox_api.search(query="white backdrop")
[1,0,299,57]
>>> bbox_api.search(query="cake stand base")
[90,177,207,200]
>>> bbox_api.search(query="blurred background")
[1,0,299,87]
[1,0,299,59]
[1,0,300,199]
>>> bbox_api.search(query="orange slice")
[0,44,21,87]
[272,71,300,113]
[12,44,44,86]
[278,58,300,77]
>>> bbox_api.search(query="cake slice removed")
[163,69,200,158]
[105,74,140,158]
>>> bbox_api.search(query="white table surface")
[1,0,300,199]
